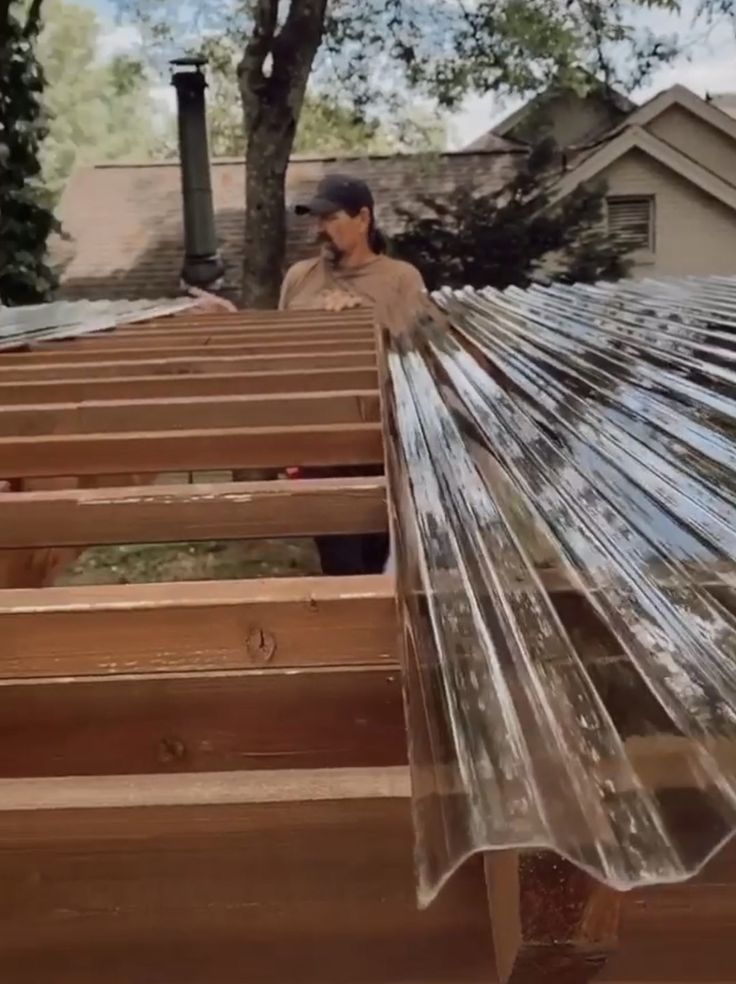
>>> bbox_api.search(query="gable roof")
[493,80,635,138]
[711,93,736,120]
[551,124,736,211]
[625,83,736,143]
[55,149,524,300]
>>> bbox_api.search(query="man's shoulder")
[284,257,323,282]
[377,255,425,285]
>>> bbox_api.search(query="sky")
[83,0,735,149]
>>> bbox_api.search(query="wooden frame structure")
[0,308,733,984]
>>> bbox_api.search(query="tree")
[391,138,627,292]
[0,0,59,306]
[197,34,445,158]
[113,0,734,308]
[38,0,171,202]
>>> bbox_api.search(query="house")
[470,82,736,279]
[53,82,736,299]
[53,148,525,300]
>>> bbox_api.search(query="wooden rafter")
[15,338,375,362]
[485,852,621,984]
[0,574,397,677]
[0,391,380,436]
[0,422,383,477]
[120,309,374,330]
[0,367,378,404]
[0,477,387,547]
[0,665,404,778]
[69,325,376,344]
[0,350,376,382]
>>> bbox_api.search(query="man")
[191,174,428,326]
[198,174,427,574]
[282,174,427,331]
[281,174,428,575]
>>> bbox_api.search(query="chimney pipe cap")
[170,55,208,70]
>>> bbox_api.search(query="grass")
[57,539,321,586]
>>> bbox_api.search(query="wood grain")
[486,851,621,983]
[0,665,405,777]
[65,329,375,349]
[0,477,387,548]
[0,390,380,436]
[0,795,494,984]
[10,338,375,363]
[0,574,398,677]
[0,367,378,405]
[120,309,375,331]
[0,350,376,382]
[0,422,383,477]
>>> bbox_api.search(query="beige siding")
[647,105,736,186]
[600,148,736,277]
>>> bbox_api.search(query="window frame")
[606,194,656,256]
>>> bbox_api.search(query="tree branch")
[238,0,278,93]
[24,0,45,36]
[0,0,11,40]
[272,0,328,101]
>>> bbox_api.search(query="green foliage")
[112,0,716,116]
[391,139,628,291]
[38,0,172,202]
[0,0,59,306]
[196,33,445,158]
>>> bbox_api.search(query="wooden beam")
[59,327,376,348]
[0,476,151,589]
[0,767,410,813]
[0,391,380,437]
[0,350,376,382]
[0,783,494,984]
[0,422,383,477]
[18,338,375,362]
[0,477,387,548]
[485,851,621,984]
[0,574,397,677]
[0,367,378,405]
[0,665,405,777]
[121,309,375,331]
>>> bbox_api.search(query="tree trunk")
[239,0,327,309]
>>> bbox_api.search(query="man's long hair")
[368,215,388,254]
[343,203,387,254]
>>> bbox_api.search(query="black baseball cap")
[295,174,374,217]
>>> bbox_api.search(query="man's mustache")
[316,233,343,263]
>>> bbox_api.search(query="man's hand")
[186,286,237,314]
[321,289,363,312]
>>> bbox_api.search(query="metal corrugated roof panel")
[0,298,195,351]
[386,276,736,906]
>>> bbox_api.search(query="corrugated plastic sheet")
[0,298,195,351]
[384,275,736,907]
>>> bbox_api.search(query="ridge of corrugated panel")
[384,275,736,907]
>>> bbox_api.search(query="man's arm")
[278,265,298,310]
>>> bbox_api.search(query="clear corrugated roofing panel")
[0,298,195,351]
[385,275,736,907]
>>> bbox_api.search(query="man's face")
[316,207,370,262]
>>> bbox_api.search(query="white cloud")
[634,45,735,102]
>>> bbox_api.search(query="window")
[607,195,655,252]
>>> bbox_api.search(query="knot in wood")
[246,626,277,664]
[158,736,187,765]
